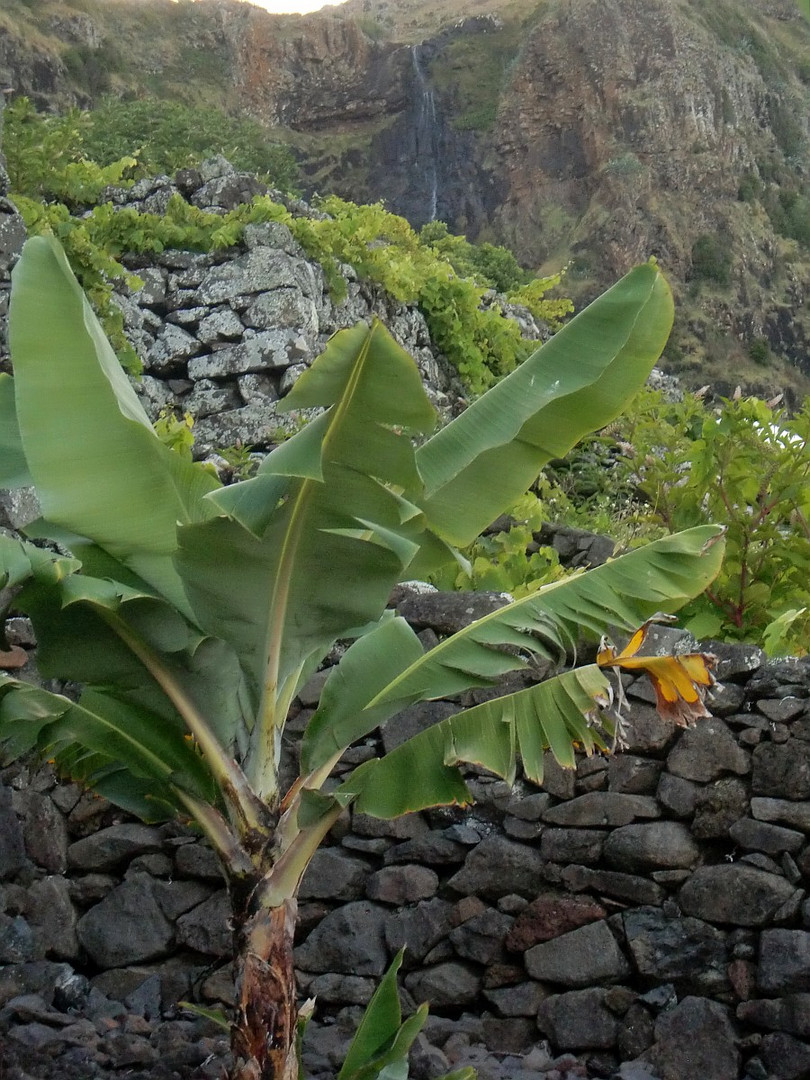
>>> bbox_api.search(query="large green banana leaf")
[338,665,615,817]
[174,321,443,795]
[0,533,250,767]
[0,532,225,820]
[8,235,220,613]
[0,677,219,821]
[300,525,725,774]
[416,262,673,545]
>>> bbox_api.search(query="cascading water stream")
[411,45,439,222]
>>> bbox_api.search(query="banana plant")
[0,235,724,1080]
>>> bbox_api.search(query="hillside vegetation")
[3,97,570,390]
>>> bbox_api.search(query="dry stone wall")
[0,155,479,485]
[1,589,810,1080]
[83,158,478,456]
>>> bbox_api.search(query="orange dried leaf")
[597,620,717,728]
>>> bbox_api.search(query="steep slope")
[1,0,809,396]
[481,0,810,392]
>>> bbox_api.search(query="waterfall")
[411,45,439,223]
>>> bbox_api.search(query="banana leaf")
[0,373,31,490]
[174,321,444,793]
[416,262,673,545]
[8,235,220,614]
[338,950,428,1080]
[0,677,219,820]
[338,665,614,817]
[0,532,79,591]
[0,533,250,758]
[301,525,724,773]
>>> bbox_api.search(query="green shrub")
[748,337,770,364]
[81,98,300,192]
[580,389,810,654]
[738,172,762,202]
[62,40,123,96]
[606,153,645,177]
[429,493,567,596]
[690,232,732,285]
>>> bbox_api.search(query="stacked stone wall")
[1,588,809,1080]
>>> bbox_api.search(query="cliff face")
[492,0,769,270]
[241,0,810,393]
[489,0,803,268]
[225,9,407,127]
[476,0,810,389]
[1,0,809,394]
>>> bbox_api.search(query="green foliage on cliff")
[4,98,571,391]
[287,196,571,391]
[690,233,732,286]
[81,98,300,191]
[419,220,528,290]
[3,99,133,204]
[4,96,300,197]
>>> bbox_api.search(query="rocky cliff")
[1,0,809,394]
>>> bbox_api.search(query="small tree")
[0,236,723,1080]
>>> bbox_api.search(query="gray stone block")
[542,791,660,827]
[666,717,750,782]
[175,889,231,957]
[604,821,699,873]
[758,930,810,995]
[404,961,481,1008]
[366,864,439,904]
[0,783,27,881]
[525,919,630,986]
[537,987,620,1049]
[68,824,164,872]
[447,836,546,900]
[752,740,810,800]
[77,875,174,967]
[622,906,727,990]
[299,848,371,901]
[449,908,512,964]
[646,996,740,1080]
[295,901,388,976]
[729,817,805,855]
[679,865,796,926]
[751,797,810,832]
